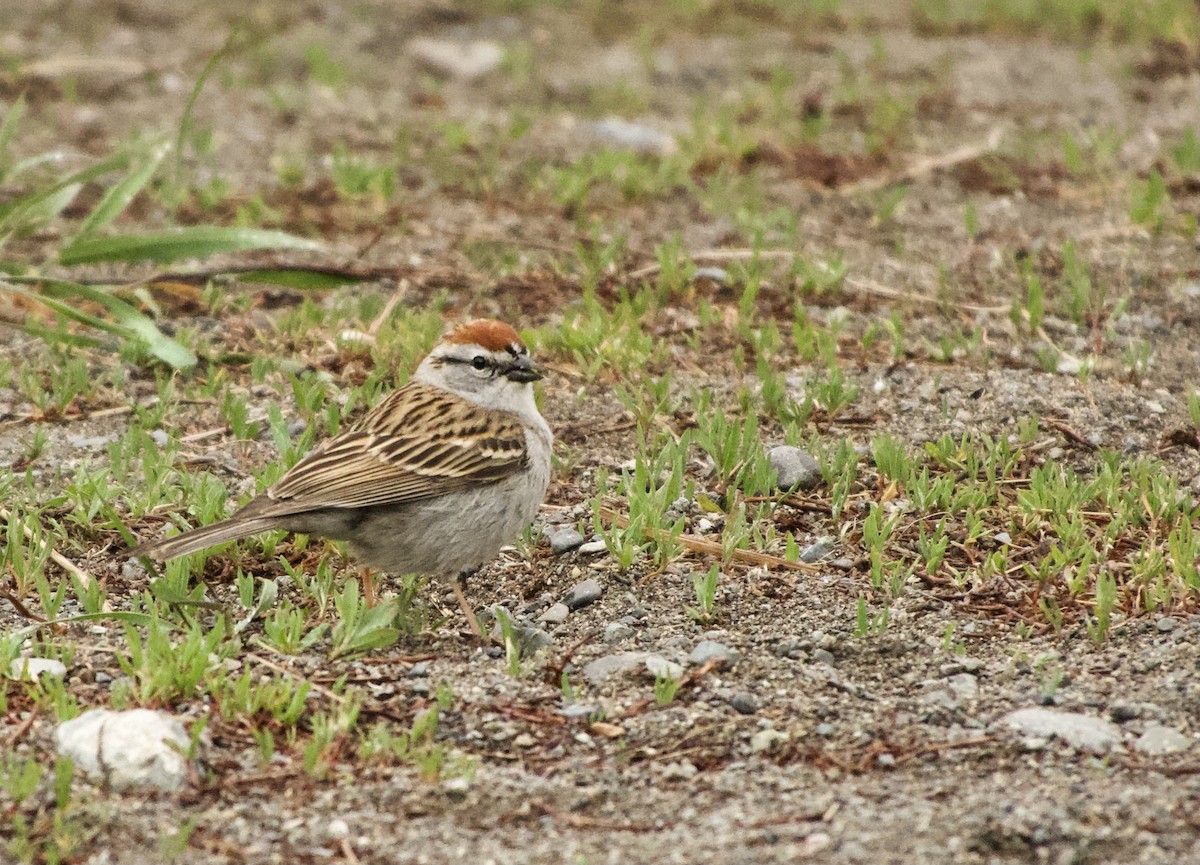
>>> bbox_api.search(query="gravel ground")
[3,1,1200,863]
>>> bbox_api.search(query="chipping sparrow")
[134,318,553,638]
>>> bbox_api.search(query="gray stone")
[1134,724,1191,755]
[1000,708,1123,754]
[816,723,835,737]
[644,655,683,680]
[488,608,553,657]
[693,266,729,284]
[576,540,609,555]
[1110,702,1141,723]
[539,603,570,625]
[946,673,979,702]
[812,648,835,666]
[548,528,585,554]
[1156,616,1178,633]
[800,537,836,563]
[750,729,789,754]
[68,433,118,449]
[589,117,677,156]
[689,640,740,667]
[563,578,603,610]
[56,708,190,790]
[9,657,67,681]
[408,38,503,80]
[768,446,823,491]
[729,693,757,714]
[582,652,646,685]
[603,622,635,643]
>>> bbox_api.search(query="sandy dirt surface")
[3,1,1200,863]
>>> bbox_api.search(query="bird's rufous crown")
[445,319,524,352]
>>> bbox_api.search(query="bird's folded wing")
[265,383,528,510]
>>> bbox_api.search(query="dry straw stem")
[596,505,822,573]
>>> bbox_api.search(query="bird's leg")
[451,575,484,642]
[361,567,377,607]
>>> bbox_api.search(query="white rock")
[582,652,647,685]
[643,655,683,680]
[10,657,68,681]
[768,446,822,491]
[589,117,677,156]
[750,728,789,754]
[56,708,190,790]
[1134,724,1191,755]
[538,602,570,624]
[999,708,1122,754]
[409,38,503,80]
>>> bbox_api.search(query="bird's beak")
[503,356,543,383]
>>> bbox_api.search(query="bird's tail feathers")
[131,516,282,561]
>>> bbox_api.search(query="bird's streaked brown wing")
[264,381,528,511]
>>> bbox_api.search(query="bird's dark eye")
[471,355,489,370]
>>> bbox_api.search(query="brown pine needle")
[597,506,822,573]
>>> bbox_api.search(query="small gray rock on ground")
[1000,707,1123,754]
[56,708,190,790]
[582,652,647,686]
[538,603,570,625]
[768,446,823,491]
[689,640,740,667]
[408,38,503,80]
[800,536,836,563]
[10,657,68,681]
[563,578,603,610]
[729,692,757,714]
[1134,724,1192,755]
[547,528,585,555]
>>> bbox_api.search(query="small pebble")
[816,723,835,737]
[689,640,740,667]
[328,819,349,839]
[1109,702,1141,723]
[812,648,835,666]
[729,693,757,715]
[1134,724,1191,755]
[576,540,608,555]
[768,446,823,491]
[1156,616,1178,633]
[563,578,603,611]
[800,537,835,563]
[9,658,68,681]
[644,656,683,680]
[539,603,570,625]
[512,733,536,748]
[604,622,635,643]
[409,38,503,80]
[693,266,729,284]
[408,662,430,677]
[750,729,788,754]
[548,528,585,554]
[589,117,677,156]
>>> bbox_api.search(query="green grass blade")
[5,276,198,369]
[0,279,129,334]
[0,148,134,235]
[75,138,171,238]
[0,92,27,180]
[59,226,323,266]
